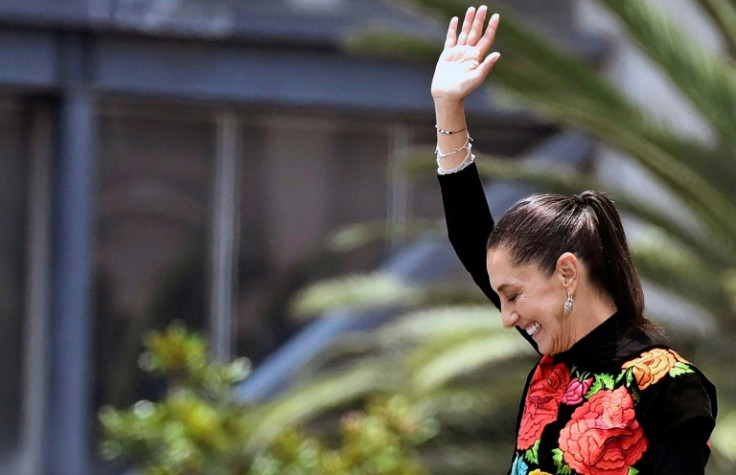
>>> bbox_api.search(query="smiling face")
[487,246,576,355]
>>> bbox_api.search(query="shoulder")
[621,346,717,439]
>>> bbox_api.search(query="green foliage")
[99,324,436,474]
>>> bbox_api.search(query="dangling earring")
[564,291,574,316]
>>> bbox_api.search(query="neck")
[568,291,618,348]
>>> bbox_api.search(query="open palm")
[431,6,500,102]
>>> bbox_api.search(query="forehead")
[486,247,546,291]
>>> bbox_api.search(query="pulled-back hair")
[487,190,653,334]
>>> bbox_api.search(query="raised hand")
[431,6,500,103]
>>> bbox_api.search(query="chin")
[536,341,551,355]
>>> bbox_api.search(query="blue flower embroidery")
[511,453,528,475]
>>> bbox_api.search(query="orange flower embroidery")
[621,348,689,390]
[529,471,553,475]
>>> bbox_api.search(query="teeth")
[525,322,541,336]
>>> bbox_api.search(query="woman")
[432,6,717,474]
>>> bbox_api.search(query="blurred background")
[1,0,734,473]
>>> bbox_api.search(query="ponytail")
[576,191,648,331]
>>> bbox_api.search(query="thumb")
[478,51,501,78]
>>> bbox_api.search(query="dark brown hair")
[487,190,653,333]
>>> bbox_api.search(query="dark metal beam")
[46,33,96,475]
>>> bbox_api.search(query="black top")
[438,163,717,474]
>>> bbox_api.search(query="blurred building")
[0,0,569,473]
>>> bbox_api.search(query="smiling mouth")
[524,322,541,337]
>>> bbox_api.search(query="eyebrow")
[496,283,514,293]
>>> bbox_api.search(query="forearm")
[434,99,471,171]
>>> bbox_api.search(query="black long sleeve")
[638,369,718,474]
[438,163,538,351]
[438,163,500,308]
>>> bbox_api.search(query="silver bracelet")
[435,133,473,158]
[437,147,475,175]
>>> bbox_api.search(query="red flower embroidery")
[517,356,570,450]
[559,386,647,475]
[562,376,594,405]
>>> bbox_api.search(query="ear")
[555,252,580,294]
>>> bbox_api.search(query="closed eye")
[507,294,518,303]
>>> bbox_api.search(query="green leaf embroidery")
[525,439,540,464]
[552,448,564,467]
[629,466,639,475]
[669,361,695,378]
[599,373,615,390]
[631,387,640,404]
[586,373,614,398]
[585,377,603,398]
[552,448,572,475]
[626,368,635,388]
[615,369,626,384]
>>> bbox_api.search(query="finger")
[456,6,476,45]
[445,16,459,48]
[477,51,501,79]
[467,5,487,46]
[477,13,500,54]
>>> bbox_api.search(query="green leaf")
[629,466,640,475]
[693,0,736,57]
[552,449,573,475]
[599,0,736,155]
[585,378,604,399]
[598,373,615,390]
[586,374,614,399]
[631,387,641,404]
[552,448,564,466]
[525,439,540,464]
[669,361,696,378]
[626,369,635,388]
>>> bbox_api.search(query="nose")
[501,307,519,328]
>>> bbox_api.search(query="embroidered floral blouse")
[438,163,717,475]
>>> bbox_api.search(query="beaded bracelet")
[435,124,467,135]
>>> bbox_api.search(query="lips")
[524,322,541,336]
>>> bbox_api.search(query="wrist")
[433,97,465,110]
[434,99,466,132]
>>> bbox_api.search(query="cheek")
[517,288,559,320]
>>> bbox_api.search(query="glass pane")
[234,119,392,362]
[95,107,214,407]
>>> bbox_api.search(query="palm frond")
[492,16,736,245]
[407,332,533,393]
[599,0,736,153]
[288,272,421,318]
[631,229,733,321]
[694,0,736,57]
[247,362,398,447]
[378,306,502,345]
[326,219,444,253]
